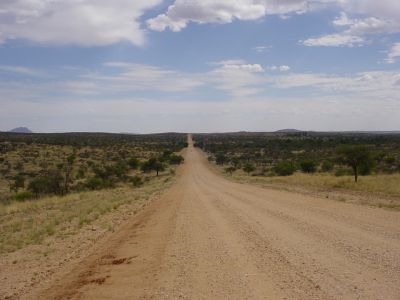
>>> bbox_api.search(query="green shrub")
[130,175,143,187]
[300,160,317,173]
[76,166,86,179]
[274,161,295,176]
[384,155,396,165]
[162,150,173,158]
[28,170,63,197]
[127,158,139,169]
[243,163,255,175]
[112,161,129,178]
[359,161,374,175]
[225,166,236,175]
[14,191,33,202]
[84,177,106,190]
[321,160,334,172]
[168,154,184,165]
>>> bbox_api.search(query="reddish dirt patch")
[111,257,129,265]
[85,276,109,285]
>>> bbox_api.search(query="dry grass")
[236,173,400,196]
[0,175,173,254]
[222,169,400,210]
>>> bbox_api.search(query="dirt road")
[36,136,400,299]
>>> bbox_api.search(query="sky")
[0,0,399,133]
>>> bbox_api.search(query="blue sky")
[0,0,399,133]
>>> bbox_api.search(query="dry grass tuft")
[227,171,400,210]
[0,176,173,254]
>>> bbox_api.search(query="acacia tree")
[300,160,316,173]
[243,163,255,175]
[215,154,226,166]
[225,166,236,175]
[141,158,165,176]
[337,145,372,183]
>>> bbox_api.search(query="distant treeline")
[0,132,188,151]
[193,132,400,181]
[0,132,187,203]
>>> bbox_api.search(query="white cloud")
[333,12,353,26]
[345,16,400,35]
[2,90,399,133]
[0,65,39,76]
[207,60,266,96]
[269,65,291,72]
[303,1,400,47]
[386,43,400,64]
[279,65,290,72]
[94,61,400,99]
[147,0,337,32]
[1,62,399,132]
[253,45,272,53]
[302,13,399,47]
[85,62,204,93]
[0,0,162,46]
[0,60,266,98]
[2,61,399,109]
[30,60,267,98]
[147,0,266,32]
[147,0,400,34]
[302,34,365,47]
[212,60,264,72]
[339,0,400,22]
[270,71,400,98]
[147,0,400,63]
[333,12,400,34]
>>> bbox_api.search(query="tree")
[112,161,129,179]
[28,177,48,197]
[243,163,255,175]
[141,158,165,176]
[337,145,372,182]
[225,166,236,175]
[168,154,184,165]
[84,177,106,190]
[274,161,295,176]
[162,150,173,158]
[28,170,63,197]
[127,157,139,169]
[300,160,316,173]
[215,154,226,166]
[321,160,334,172]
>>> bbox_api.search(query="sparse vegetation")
[0,132,187,203]
[0,132,187,254]
[0,177,173,254]
[193,132,400,201]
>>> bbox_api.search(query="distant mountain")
[275,129,303,133]
[8,127,33,133]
